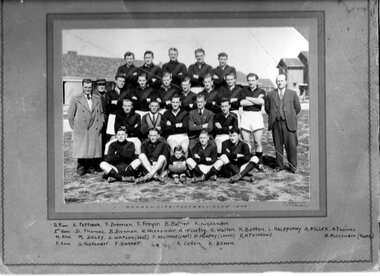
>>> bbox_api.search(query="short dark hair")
[148,127,160,134]
[171,93,181,101]
[124,51,135,60]
[220,97,231,105]
[225,72,236,79]
[203,73,212,81]
[174,145,184,153]
[199,130,209,136]
[122,98,133,105]
[138,73,147,80]
[196,93,206,101]
[115,73,126,80]
[168,47,178,53]
[194,48,205,55]
[229,127,240,135]
[247,73,259,81]
[117,126,127,133]
[144,50,154,57]
[218,52,228,58]
[82,79,93,86]
[162,72,172,79]
[182,76,191,83]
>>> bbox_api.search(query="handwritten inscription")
[52,220,373,249]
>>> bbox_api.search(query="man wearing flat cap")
[93,78,108,156]
[68,79,105,176]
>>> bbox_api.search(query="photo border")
[47,11,326,219]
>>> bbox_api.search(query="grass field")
[64,109,310,203]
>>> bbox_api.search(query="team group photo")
[62,27,311,203]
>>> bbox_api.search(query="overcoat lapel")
[78,95,91,113]
[273,90,280,108]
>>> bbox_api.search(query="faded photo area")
[62,27,310,204]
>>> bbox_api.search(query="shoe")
[122,176,135,183]
[274,167,285,172]
[191,176,205,183]
[173,176,180,184]
[88,167,96,174]
[107,176,117,183]
[153,175,165,184]
[134,176,147,185]
[179,174,187,184]
[288,167,297,174]
[243,176,254,183]
[257,164,266,172]
[210,175,217,181]
[229,173,242,183]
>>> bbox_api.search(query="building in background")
[276,51,309,100]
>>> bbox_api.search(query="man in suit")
[265,74,301,173]
[212,52,237,88]
[187,48,213,90]
[188,93,214,150]
[162,48,187,87]
[68,79,105,176]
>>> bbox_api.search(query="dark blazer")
[265,89,301,131]
[188,108,214,138]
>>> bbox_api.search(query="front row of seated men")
[100,126,261,185]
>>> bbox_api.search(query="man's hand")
[202,123,208,128]
[189,103,193,108]
[230,98,237,103]
[212,101,216,105]
[194,154,200,159]
[215,122,222,129]
[213,74,219,79]
[175,123,183,128]
[166,121,172,126]
[237,154,244,158]
[111,100,118,105]
[193,74,199,79]
[166,100,171,105]
[146,98,151,102]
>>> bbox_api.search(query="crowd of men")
[67,48,301,185]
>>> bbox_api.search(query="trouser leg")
[272,119,285,169]
[283,123,298,170]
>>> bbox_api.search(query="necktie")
[199,110,202,116]
[279,90,284,100]
[87,94,91,100]
[153,114,156,125]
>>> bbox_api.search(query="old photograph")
[62,27,310,204]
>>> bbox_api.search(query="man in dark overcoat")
[68,79,105,176]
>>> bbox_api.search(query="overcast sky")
[63,27,308,81]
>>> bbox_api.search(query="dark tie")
[152,114,156,125]
[87,94,92,100]
[199,110,202,116]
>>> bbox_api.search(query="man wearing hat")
[93,78,108,155]
[67,79,105,176]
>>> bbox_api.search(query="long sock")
[108,169,122,181]
[255,151,263,163]
[226,163,240,176]
[204,167,218,180]
[192,165,203,177]
[239,162,256,178]
[125,165,139,177]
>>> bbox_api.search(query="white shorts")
[167,133,189,150]
[214,134,230,154]
[240,111,264,132]
[199,164,212,174]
